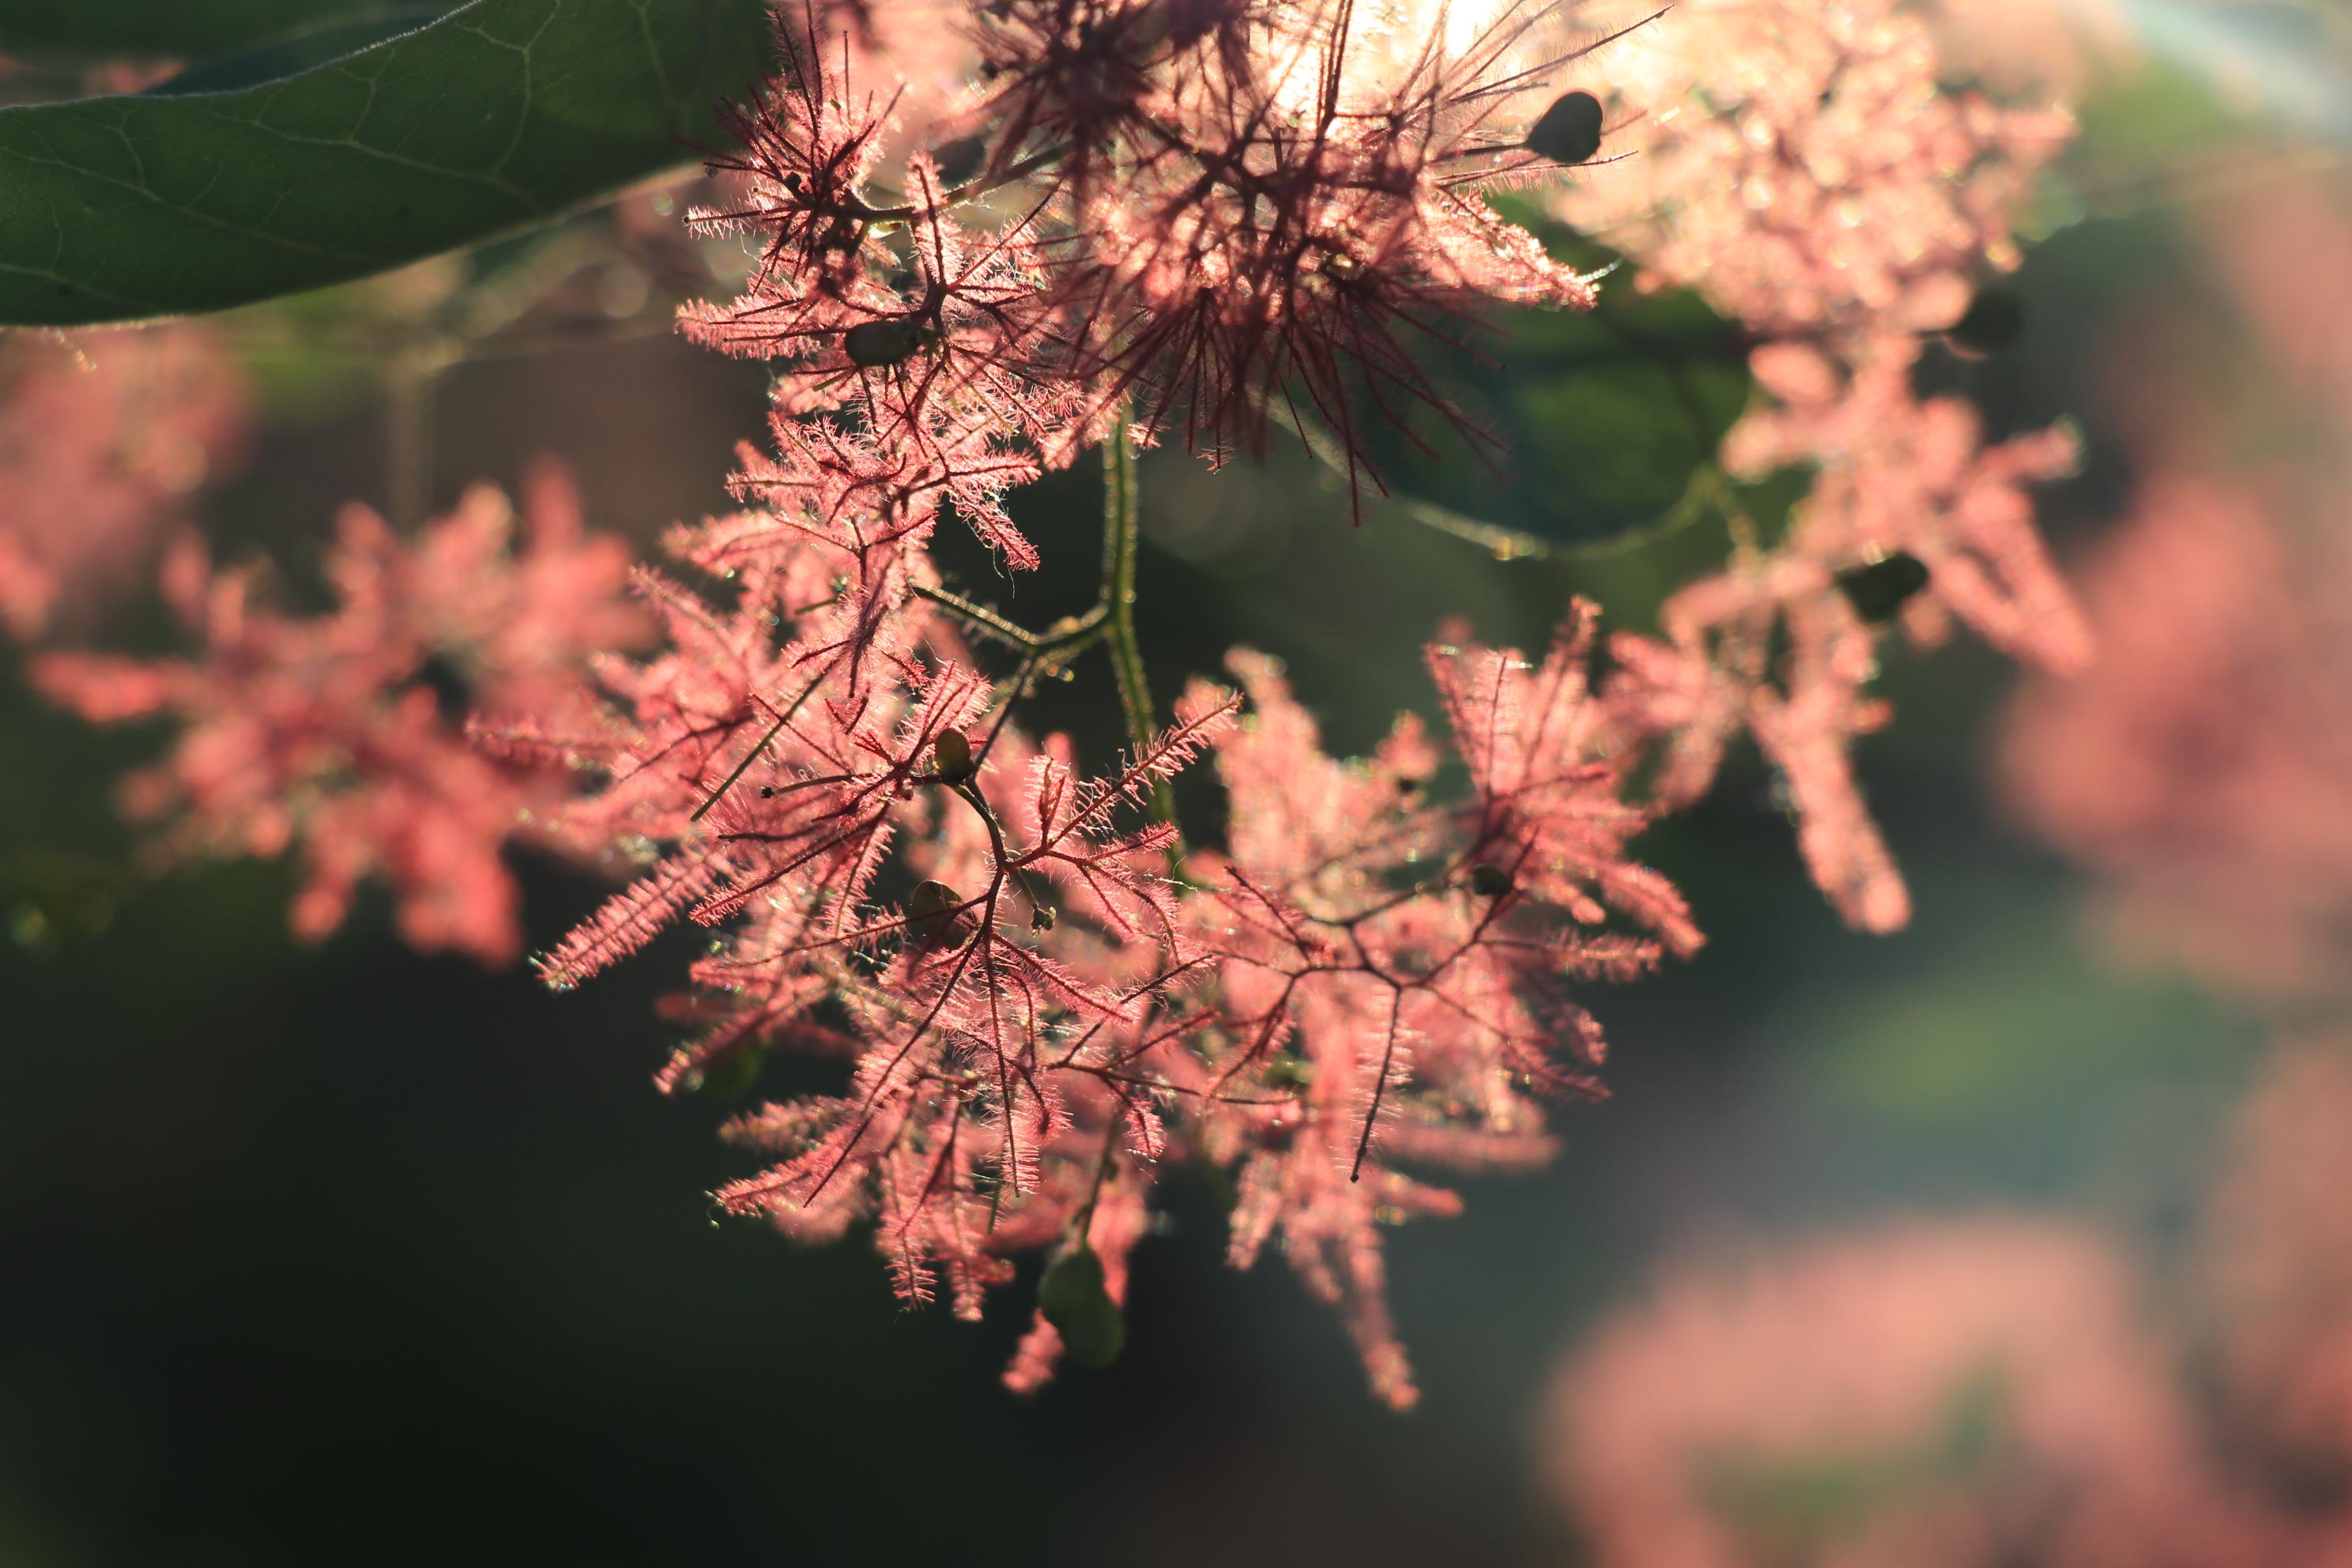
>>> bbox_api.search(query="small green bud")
[1834,551,1932,624]
[842,318,930,368]
[684,1046,763,1103]
[1261,1054,1315,1091]
[906,880,977,948]
[1526,91,1604,165]
[932,728,975,782]
[1038,1245,1125,1369]
[1469,861,1513,898]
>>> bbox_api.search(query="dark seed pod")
[1526,91,1605,166]
[906,880,978,949]
[1834,551,1933,624]
[842,318,929,367]
[1038,1245,1125,1369]
[1469,862,1513,898]
[1945,288,2026,356]
[933,728,975,782]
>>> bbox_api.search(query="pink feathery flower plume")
[34,466,650,963]
[0,326,249,642]
[1551,0,2085,932]
[501,0,2216,1404]
[1998,173,2352,995]
[677,0,1628,535]
[1178,611,1698,1404]
[537,507,1692,1400]
[1551,0,2072,336]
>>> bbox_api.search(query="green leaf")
[144,9,455,97]
[0,2,462,60]
[0,0,772,327]
[1363,224,1754,556]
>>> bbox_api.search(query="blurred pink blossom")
[1547,1217,2255,1568]
[2000,470,2352,994]
[32,467,650,963]
[0,326,249,641]
[1552,0,2071,335]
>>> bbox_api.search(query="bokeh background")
[4,4,2348,1562]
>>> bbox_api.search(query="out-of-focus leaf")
[0,2,462,59]
[1038,1246,1125,1370]
[142,9,453,96]
[0,0,771,327]
[1364,229,1754,556]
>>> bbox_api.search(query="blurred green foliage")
[0,0,768,326]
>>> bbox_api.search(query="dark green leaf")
[0,0,772,327]
[0,1,462,60]
[1366,224,1754,553]
[143,9,454,96]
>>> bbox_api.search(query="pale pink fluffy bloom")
[1552,0,2073,334]
[2199,176,2352,448]
[1608,331,2083,933]
[0,326,248,640]
[1728,336,2089,673]
[2199,1042,2352,1486]
[1928,0,2142,97]
[32,472,649,963]
[2000,472,2352,994]
[1547,1217,2252,1568]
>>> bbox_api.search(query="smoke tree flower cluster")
[1542,1058,2352,1566]
[1559,0,2087,931]
[1551,0,2072,333]
[12,0,2094,1405]
[32,469,649,963]
[463,0,1743,1404]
